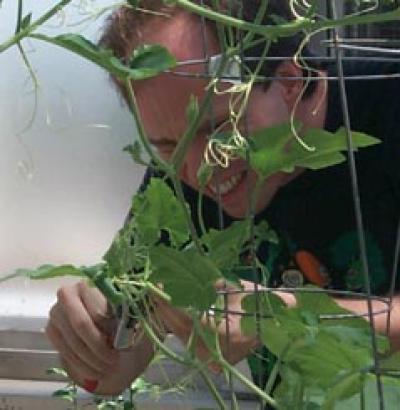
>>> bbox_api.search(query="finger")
[46,321,105,381]
[56,285,119,365]
[58,355,99,393]
[77,282,116,334]
[50,304,117,374]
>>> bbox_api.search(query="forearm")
[277,288,400,351]
[334,293,400,351]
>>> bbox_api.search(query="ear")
[274,61,304,109]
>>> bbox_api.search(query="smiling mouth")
[208,170,247,196]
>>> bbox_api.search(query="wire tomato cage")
[159,1,400,409]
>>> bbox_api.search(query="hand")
[46,281,154,395]
[46,281,118,384]
[153,280,261,372]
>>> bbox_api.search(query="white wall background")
[0,1,144,318]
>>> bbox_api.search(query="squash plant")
[2,1,400,409]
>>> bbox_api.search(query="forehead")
[137,10,219,61]
[133,11,230,143]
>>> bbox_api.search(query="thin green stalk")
[141,318,228,408]
[17,42,39,89]
[83,267,124,305]
[145,281,172,303]
[125,79,204,253]
[211,0,229,51]
[264,354,282,395]
[221,358,278,408]
[197,186,207,237]
[240,0,269,46]
[125,79,170,171]
[174,0,304,39]
[175,0,400,41]
[0,0,72,53]
[169,176,205,254]
[141,320,188,365]
[197,366,228,410]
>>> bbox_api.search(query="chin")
[222,206,248,220]
[222,200,271,220]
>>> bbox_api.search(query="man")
[46,1,400,395]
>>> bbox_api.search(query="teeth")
[209,172,244,196]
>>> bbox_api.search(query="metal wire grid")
[185,1,400,409]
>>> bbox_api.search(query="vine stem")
[197,366,228,410]
[174,0,400,40]
[124,79,205,253]
[125,79,170,171]
[141,320,227,409]
[220,358,278,408]
[0,0,73,53]
[145,281,171,303]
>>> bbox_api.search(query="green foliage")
[381,350,400,371]
[104,224,141,276]
[128,44,177,79]
[30,34,176,81]
[132,178,190,247]
[127,0,141,7]
[242,123,380,179]
[2,2,399,408]
[52,387,77,402]
[202,220,277,273]
[20,13,32,30]
[5,264,85,281]
[46,367,69,378]
[196,161,213,187]
[150,245,221,310]
[186,94,199,125]
[242,290,392,408]
[124,141,150,166]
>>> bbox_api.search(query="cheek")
[179,135,208,186]
[247,84,290,129]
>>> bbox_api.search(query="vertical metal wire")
[328,1,385,409]
[223,3,237,407]
[199,2,235,408]
[386,218,400,334]
[236,1,265,407]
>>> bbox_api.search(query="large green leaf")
[132,178,189,247]
[336,374,400,410]
[103,224,143,276]
[380,351,400,372]
[284,331,372,389]
[241,292,296,356]
[295,289,357,318]
[201,220,277,274]
[241,123,380,179]
[30,34,176,81]
[295,290,390,353]
[274,368,325,410]
[1,264,85,282]
[149,246,221,310]
[202,220,251,271]
[322,372,364,410]
[129,44,176,79]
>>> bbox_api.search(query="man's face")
[134,12,294,218]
